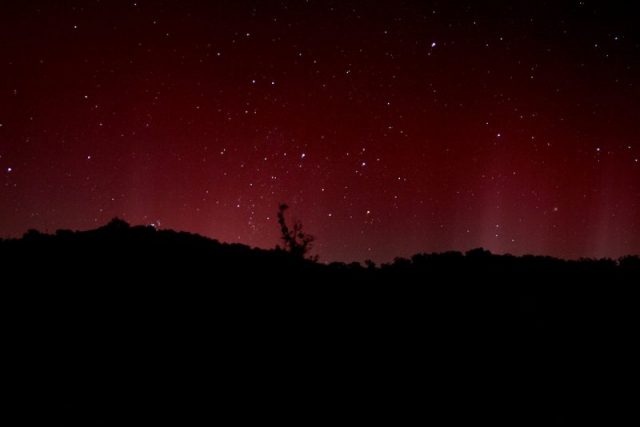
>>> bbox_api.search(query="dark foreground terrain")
[2,219,638,425]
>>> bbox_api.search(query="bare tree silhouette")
[277,203,316,260]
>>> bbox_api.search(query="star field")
[1,0,639,262]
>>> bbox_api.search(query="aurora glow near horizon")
[1,1,639,262]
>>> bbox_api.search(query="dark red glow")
[1,1,639,262]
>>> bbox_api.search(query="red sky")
[1,0,639,262]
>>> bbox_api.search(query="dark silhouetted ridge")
[1,219,637,426]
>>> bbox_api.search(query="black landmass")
[2,219,637,425]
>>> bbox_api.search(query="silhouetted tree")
[2,216,638,427]
[277,203,315,260]
[104,217,130,231]
[23,229,44,241]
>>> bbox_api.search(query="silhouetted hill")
[1,219,637,426]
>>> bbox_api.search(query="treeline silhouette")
[4,218,638,281]
[1,218,637,426]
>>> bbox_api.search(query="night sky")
[1,1,639,262]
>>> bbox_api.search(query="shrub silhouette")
[0,218,638,425]
[276,203,316,260]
